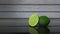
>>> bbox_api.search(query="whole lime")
[39,16,50,26]
[29,14,39,27]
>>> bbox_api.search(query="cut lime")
[39,16,50,26]
[29,14,39,27]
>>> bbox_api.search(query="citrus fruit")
[39,16,50,26]
[29,14,39,27]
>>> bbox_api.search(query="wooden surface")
[0,5,60,11]
[0,18,59,27]
[0,12,60,18]
[0,27,60,33]
[0,0,60,26]
[0,0,60,18]
[0,0,60,4]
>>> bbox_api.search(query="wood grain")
[0,0,60,4]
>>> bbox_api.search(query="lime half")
[29,14,39,27]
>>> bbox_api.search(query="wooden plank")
[0,18,60,27]
[0,19,28,26]
[0,27,60,33]
[0,12,60,18]
[49,27,60,32]
[0,0,60,4]
[0,5,60,11]
[0,27,28,33]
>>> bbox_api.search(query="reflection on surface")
[29,27,38,34]
[29,27,50,34]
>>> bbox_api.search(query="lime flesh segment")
[29,14,39,27]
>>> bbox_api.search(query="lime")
[29,14,39,27]
[39,16,50,26]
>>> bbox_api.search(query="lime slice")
[39,16,50,26]
[29,27,38,34]
[29,14,39,27]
